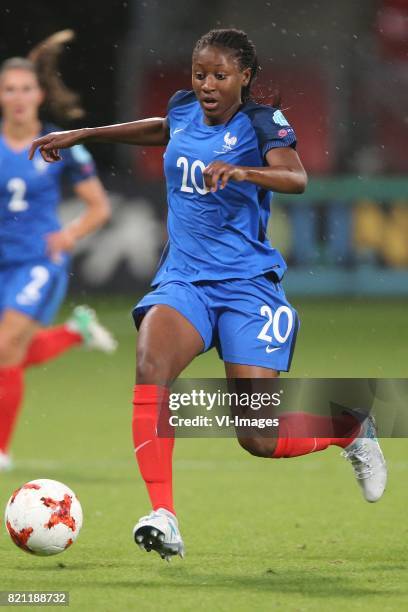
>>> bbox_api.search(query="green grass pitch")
[1,297,407,611]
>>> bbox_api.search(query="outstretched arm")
[29,117,169,163]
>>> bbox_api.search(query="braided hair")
[0,30,84,122]
[193,28,258,104]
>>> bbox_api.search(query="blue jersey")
[0,123,96,265]
[152,90,297,286]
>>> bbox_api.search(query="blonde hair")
[0,30,84,122]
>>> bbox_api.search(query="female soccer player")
[30,29,387,561]
[0,31,117,471]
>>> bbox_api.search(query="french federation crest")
[224,132,237,148]
[214,131,238,154]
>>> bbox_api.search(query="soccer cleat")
[66,305,117,353]
[341,415,387,503]
[0,451,13,472]
[133,508,184,561]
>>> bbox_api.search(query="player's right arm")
[28,118,169,163]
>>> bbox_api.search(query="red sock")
[132,384,175,515]
[23,325,82,368]
[0,366,24,453]
[273,411,361,458]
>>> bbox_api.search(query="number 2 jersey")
[152,89,297,286]
[0,123,96,265]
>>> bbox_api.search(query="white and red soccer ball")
[4,479,83,556]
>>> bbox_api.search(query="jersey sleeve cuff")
[262,137,297,158]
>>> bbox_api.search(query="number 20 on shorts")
[257,305,294,351]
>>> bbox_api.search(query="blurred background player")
[0,31,117,471]
[30,29,387,561]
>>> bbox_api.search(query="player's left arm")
[46,177,111,261]
[204,147,307,194]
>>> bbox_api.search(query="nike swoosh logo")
[134,440,152,453]
[266,346,281,353]
[174,128,184,134]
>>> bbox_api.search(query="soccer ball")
[4,479,83,556]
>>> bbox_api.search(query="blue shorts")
[133,275,299,371]
[0,259,69,325]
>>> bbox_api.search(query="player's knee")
[0,332,25,366]
[136,350,171,385]
[237,435,276,458]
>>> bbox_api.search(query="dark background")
[0,0,130,172]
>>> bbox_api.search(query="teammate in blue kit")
[0,31,117,471]
[31,28,387,561]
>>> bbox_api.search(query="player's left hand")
[45,229,77,263]
[203,161,247,192]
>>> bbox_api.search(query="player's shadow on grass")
[13,564,406,599]
[74,569,405,598]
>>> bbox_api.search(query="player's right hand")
[28,129,86,163]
